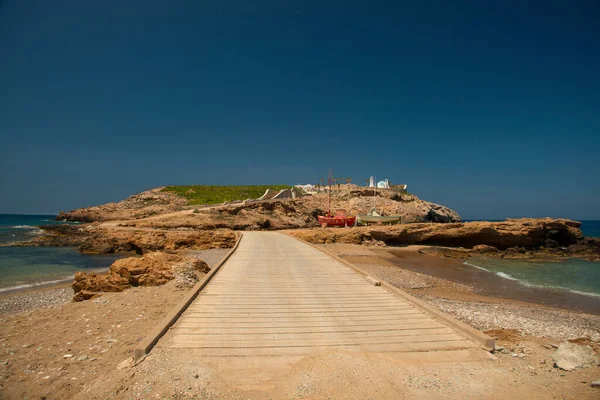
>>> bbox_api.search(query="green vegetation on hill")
[161,185,290,205]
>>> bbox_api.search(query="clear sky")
[1,1,599,219]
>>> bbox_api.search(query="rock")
[73,252,209,300]
[473,245,499,253]
[591,380,600,388]
[110,252,182,286]
[76,355,88,361]
[173,259,211,288]
[552,342,600,371]
[63,354,73,358]
[117,357,134,370]
[72,272,129,295]
[288,218,585,250]
[73,290,102,302]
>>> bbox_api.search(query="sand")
[0,249,229,399]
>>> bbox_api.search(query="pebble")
[591,380,600,388]
[76,355,88,361]
[0,288,72,315]
[423,297,600,342]
[63,354,73,358]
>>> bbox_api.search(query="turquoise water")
[465,258,600,297]
[0,214,122,292]
[0,246,122,292]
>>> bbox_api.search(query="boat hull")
[318,215,356,227]
[357,215,401,224]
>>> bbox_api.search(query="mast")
[328,167,332,217]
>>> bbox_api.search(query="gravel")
[353,262,473,292]
[187,249,230,266]
[0,288,73,315]
[421,295,600,342]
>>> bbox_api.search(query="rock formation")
[56,187,188,222]
[72,252,211,301]
[53,186,461,229]
[287,218,596,257]
[14,226,237,255]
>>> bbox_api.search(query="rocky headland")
[55,188,188,222]
[54,186,461,228]
[11,225,237,255]
[287,218,600,262]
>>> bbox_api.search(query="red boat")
[318,168,356,227]
[318,209,356,227]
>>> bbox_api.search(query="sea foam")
[0,277,73,293]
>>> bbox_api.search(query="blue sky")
[1,1,599,219]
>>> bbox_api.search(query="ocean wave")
[495,271,519,281]
[516,281,600,298]
[463,261,491,272]
[11,225,37,229]
[566,289,600,298]
[0,277,74,293]
[465,261,600,298]
[25,229,44,236]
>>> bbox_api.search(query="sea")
[463,219,600,298]
[0,214,123,293]
[0,214,599,296]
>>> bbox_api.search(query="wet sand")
[363,247,600,315]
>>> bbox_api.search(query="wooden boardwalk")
[168,232,477,356]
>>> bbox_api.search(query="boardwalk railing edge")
[283,232,495,351]
[133,231,244,363]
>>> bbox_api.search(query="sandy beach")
[0,249,229,399]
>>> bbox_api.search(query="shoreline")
[0,281,73,299]
[324,244,600,342]
[381,246,600,315]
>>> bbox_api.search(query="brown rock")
[72,271,129,294]
[73,290,102,302]
[72,252,206,301]
[288,218,586,250]
[472,244,499,253]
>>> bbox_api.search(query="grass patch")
[162,185,290,205]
